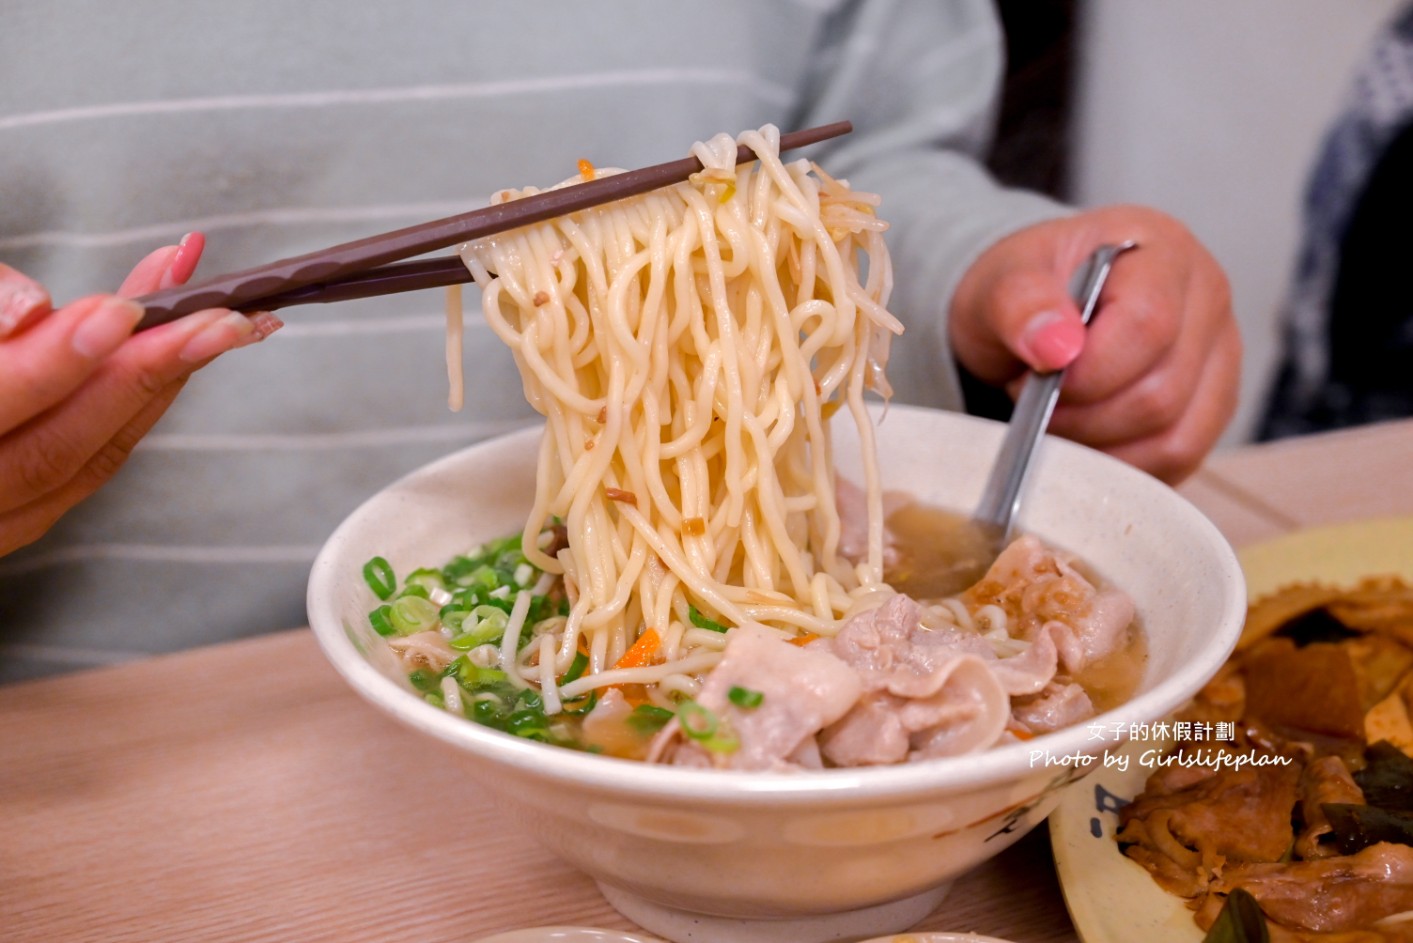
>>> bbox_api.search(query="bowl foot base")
[597,880,953,943]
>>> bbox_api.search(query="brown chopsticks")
[133,121,852,330]
[242,256,472,314]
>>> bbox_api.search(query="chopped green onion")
[560,689,599,716]
[561,649,589,684]
[450,605,509,648]
[728,686,764,709]
[507,710,550,740]
[448,659,510,687]
[450,563,500,590]
[470,698,503,725]
[373,527,582,750]
[405,567,446,593]
[363,556,396,600]
[688,605,729,633]
[626,704,675,735]
[702,731,740,754]
[368,604,395,637]
[388,595,439,635]
[677,700,738,753]
[408,668,440,694]
[678,700,719,741]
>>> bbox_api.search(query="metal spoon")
[930,241,1137,595]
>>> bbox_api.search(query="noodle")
[445,283,465,412]
[368,126,1140,767]
[458,125,900,697]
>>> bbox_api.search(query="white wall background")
[1071,0,1403,444]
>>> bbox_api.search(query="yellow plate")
[1049,515,1413,943]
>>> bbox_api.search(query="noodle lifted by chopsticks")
[458,125,903,704]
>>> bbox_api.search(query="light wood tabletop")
[3,419,1411,943]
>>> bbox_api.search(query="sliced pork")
[650,536,1133,769]
[1011,681,1095,735]
[965,535,1134,673]
[663,624,862,771]
[820,594,1009,764]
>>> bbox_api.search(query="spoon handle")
[973,240,1138,542]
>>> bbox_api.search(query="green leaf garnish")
[1201,888,1269,943]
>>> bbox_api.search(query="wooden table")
[4,420,1411,943]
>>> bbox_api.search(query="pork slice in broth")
[663,624,863,771]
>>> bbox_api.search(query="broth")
[379,504,1147,763]
[884,500,1000,599]
[885,500,1148,714]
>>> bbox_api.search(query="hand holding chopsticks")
[0,239,279,557]
[132,121,853,331]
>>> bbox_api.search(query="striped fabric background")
[0,0,1064,680]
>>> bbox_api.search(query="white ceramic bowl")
[468,929,1013,943]
[308,405,1245,943]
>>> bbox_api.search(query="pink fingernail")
[71,298,144,358]
[1021,311,1085,371]
[167,232,205,286]
[0,281,49,339]
[178,311,256,363]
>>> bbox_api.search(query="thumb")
[988,269,1086,374]
[1016,308,1087,373]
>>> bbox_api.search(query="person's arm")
[792,0,1069,411]
[796,0,1240,482]
[0,235,280,556]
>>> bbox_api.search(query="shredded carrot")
[578,158,596,180]
[1007,725,1037,741]
[788,633,820,647]
[614,628,661,670]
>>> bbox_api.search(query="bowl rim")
[307,406,1246,805]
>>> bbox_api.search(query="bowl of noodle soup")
[307,128,1245,943]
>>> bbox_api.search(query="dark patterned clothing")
[1260,5,1413,439]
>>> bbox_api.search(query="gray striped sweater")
[0,0,1064,681]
